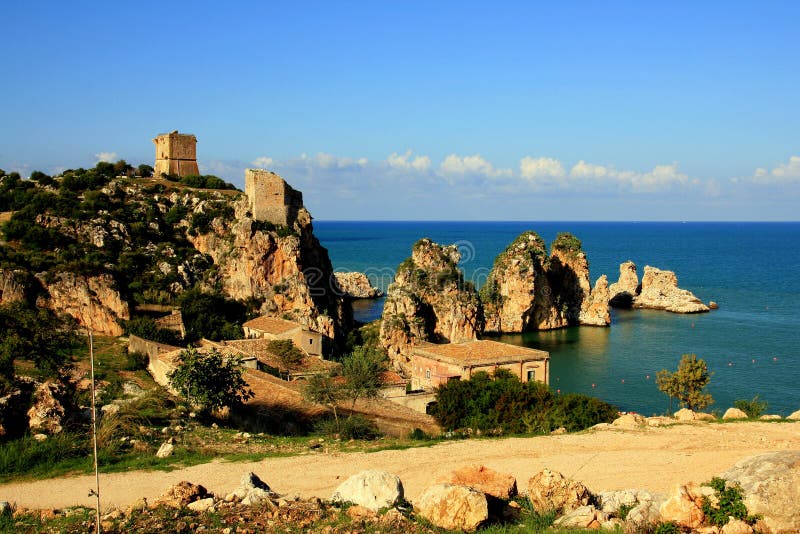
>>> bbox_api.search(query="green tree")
[656,353,714,411]
[303,373,344,429]
[733,395,768,418]
[178,289,246,341]
[167,348,253,414]
[137,164,154,178]
[267,339,304,378]
[340,346,386,411]
[0,302,79,392]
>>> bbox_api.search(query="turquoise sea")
[315,222,800,416]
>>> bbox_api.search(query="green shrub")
[316,414,380,440]
[701,477,759,527]
[654,522,681,534]
[124,350,149,371]
[733,395,768,419]
[124,316,183,346]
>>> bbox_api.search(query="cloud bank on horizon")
[192,150,799,221]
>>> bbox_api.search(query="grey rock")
[722,451,800,534]
[331,470,404,511]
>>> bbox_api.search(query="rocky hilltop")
[609,262,710,314]
[0,167,350,340]
[380,239,482,371]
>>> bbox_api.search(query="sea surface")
[314,221,800,416]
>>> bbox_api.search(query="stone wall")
[153,131,199,177]
[244,169,304,227]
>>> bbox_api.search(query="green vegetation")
[162,173,238,190]
[0,301,79,392]
[124,316,183,346]
[701,477,759,527]
[304,346,386,438]
[267,339,305,377]
[733,394,768,418]
[168,348,254,414]
[551,232,583,254]
[656,354,714,411]
[178,289,246,341]
[430,369,618,434]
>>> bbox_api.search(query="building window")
[426,369,431,379]
[309,338,313,345]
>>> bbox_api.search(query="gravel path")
[3,421,798,510]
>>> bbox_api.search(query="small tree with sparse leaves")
[168,348,253,415]
[656,353,714,411]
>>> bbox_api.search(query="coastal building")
[221,338,338,381]
[241,315,322,357]
[410,339,549,390]
[152,130,199,177]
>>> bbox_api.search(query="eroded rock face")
[334,272,383,299]
[442,465,517,500]
[482,232,595,333]
[189,196,351,344]
[579,275,611,326]
[659,483,705,529]
[415,483,488,532]
[527,468,592,515]
[26,381,70,435]
[636,266,710,313]
[609,261,639,308]
[0,269,27,304]
[722,451,800,534]
[608,262,709,314]
[380,239,482,370]
[36,272,129,336]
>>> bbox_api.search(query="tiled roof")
[223,338,339,374]
[414,340,548,365]
[242,316,304,335]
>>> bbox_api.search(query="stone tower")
[152,131,199,177]
[244,169,304,227]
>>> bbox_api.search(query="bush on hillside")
[430,369,617,434]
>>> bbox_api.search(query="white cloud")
[94,151,117,163]
[753,156,800,183]
[520,156,566,179]
[303,152,368,170]
[439,154,511,178]
[567,160,688,191]
[387,150,431,172]
[252,156,274,168]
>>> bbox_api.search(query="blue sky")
[1,1,798,220]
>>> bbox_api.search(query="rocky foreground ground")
[2,419,799,532]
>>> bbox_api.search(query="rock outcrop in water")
[608,262,709,314]
[482,232,601,332]
[579,275,612,326]
[380,239,482,370]
[334,272,383,299]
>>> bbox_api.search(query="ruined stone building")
[244,169,304,227]
[153,131,199,177]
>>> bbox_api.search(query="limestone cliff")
[482,232,599,333]
[36,272,130,336]
[334,272,383,299]
[608,261,639,308]
[0,269,27,304]
[579,275,612,326]
[609,262,709,314]
[380,239,482,370]
[187,194,350,342]
[0,169,350,344]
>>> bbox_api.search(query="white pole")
[88,328,101,533]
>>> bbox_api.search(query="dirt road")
[3,422,798,510]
